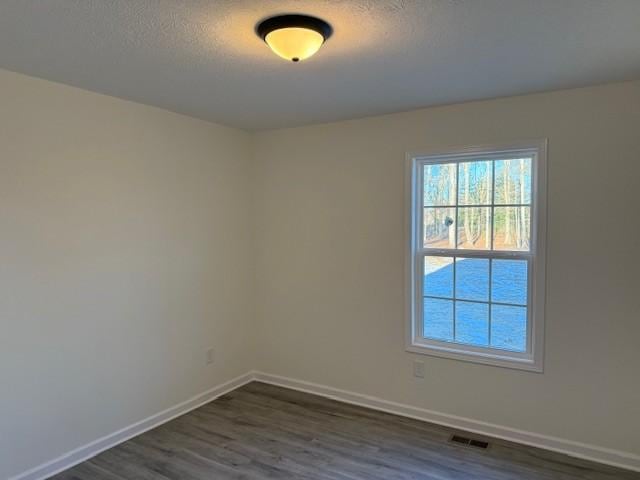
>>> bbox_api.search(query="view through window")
[407,143,546,370]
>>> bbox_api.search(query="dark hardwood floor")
[52,381,638,480]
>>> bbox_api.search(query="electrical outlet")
[413,360,425,378]
[206,348,215,365]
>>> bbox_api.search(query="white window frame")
[405,140,547,372]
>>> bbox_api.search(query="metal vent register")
[449,434,490,450]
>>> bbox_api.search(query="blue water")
[423,258,527,352]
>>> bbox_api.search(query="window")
[406,142,547,371]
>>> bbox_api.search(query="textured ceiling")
[0,1,639,130]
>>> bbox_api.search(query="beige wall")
[2,69,640,478]
[253,81,640,456]
[0,69,254,479]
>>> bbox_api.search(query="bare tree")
[448,165,456,247]
[485,163,491,248]
[518,158,528,249]
[503,161,513,246]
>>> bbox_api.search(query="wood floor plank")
[50,382,639,480]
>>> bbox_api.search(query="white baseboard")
[11,370,640,479]
[253,371,640,473]
[9,371,255,480]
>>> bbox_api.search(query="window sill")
[406,341,543,373]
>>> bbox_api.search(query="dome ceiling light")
[257,14,333,63]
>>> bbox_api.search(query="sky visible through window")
[421,158,532,352]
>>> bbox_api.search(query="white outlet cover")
[206,348,215,365]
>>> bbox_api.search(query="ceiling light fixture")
[257,14,332,63]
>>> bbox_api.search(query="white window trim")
[405,140,547,372]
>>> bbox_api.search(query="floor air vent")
[449,434,490,450]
